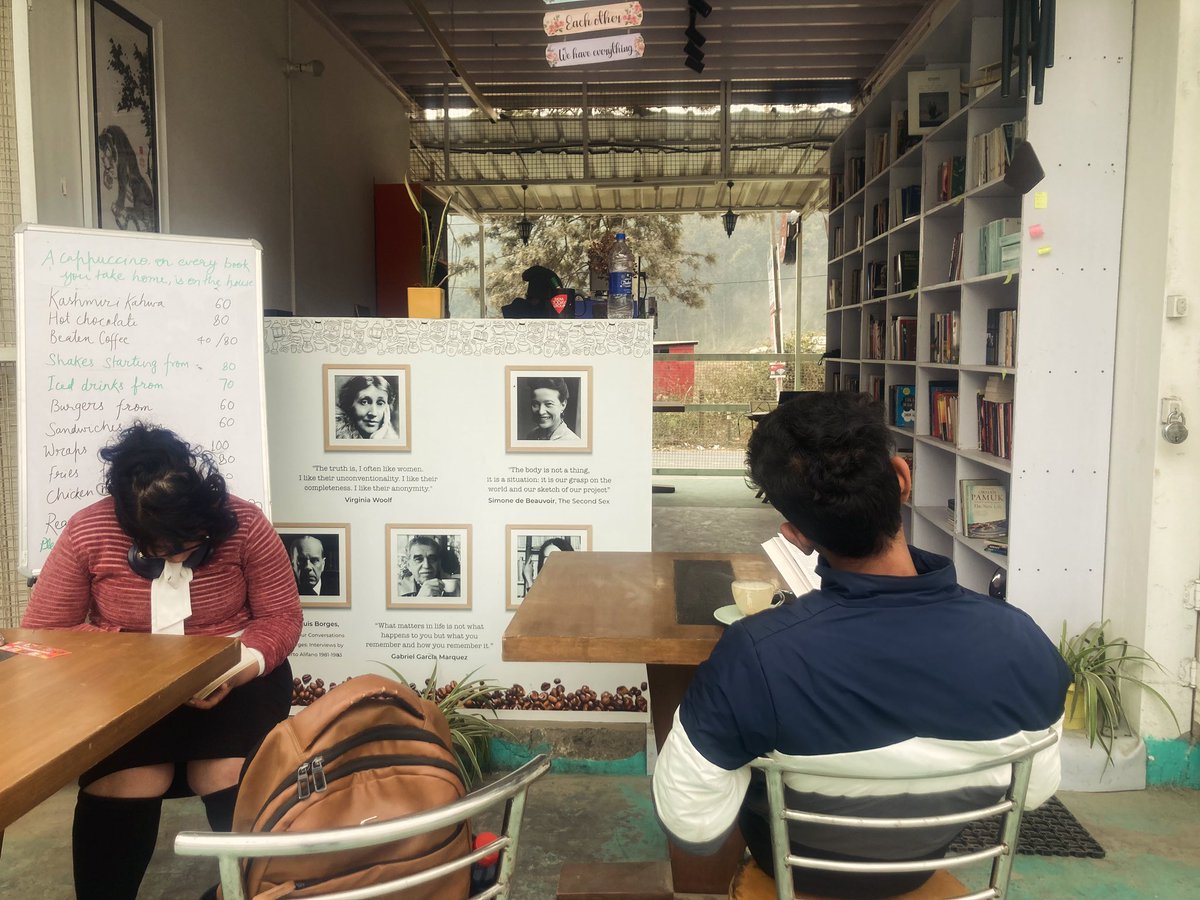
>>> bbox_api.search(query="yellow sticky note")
[952,195,964,206]
[908,291,916,300]
[1034,192,1048,209]
[1003,272,1013,284]
[1037,246,1052,256]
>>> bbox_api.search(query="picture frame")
[506,365,593,453]
[275,523,351,609]
[324,364,412,451]
[907,68,962,135]
[505,524,592,610]
[87,0,163,232]
[386,525,472,610]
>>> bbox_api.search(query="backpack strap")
[289,674,424,749]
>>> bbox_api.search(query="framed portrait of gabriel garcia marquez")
[386,525,472,610]
[506,365,592,453]
[324,364,411,451]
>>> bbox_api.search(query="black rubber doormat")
[949,796,1105,859]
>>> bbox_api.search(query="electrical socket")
[1166,294,1188,318]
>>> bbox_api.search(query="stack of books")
[866,374,885,402]
[890,184,922,226]
[970,120,1026,188]
[979,218,1021,275]
[929,380,958,442]
[891,315,918,360]
[929,310,960,363]
[985,308,1018,366]
[937,155,966,202]
[977,375,1015,459]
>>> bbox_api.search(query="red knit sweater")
[22,496,302,674]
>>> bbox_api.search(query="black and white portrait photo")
[89,0,161,231]
[386,526,471,610]
[323,364,411,451]
[506,365,592,452]
[275,524,350,609]
[506,525,591,610]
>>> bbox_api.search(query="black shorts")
[80,660,293,797]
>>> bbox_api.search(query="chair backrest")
[747,730,1058,900]
[175,753,551,900]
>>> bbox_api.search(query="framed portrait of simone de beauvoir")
[87,0,163,232]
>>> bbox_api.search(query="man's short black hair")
[746,392,901,558]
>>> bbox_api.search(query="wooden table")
[503,551,779,896]
[0,628,240,834]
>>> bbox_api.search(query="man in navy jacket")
[652,392,1070,897]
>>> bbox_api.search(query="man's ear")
[780,522,817,555]
[892,454,913,504]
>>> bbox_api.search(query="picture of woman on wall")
[323,365,411,452]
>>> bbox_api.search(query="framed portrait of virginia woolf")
[323,364,411,452]
[386,525,472,610]
[87,0,163,232]
[505,524,591,610]
[506,365,592,453]
[275,523,351,609]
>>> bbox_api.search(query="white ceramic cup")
[439,577,460,595]
[731,580,777,617]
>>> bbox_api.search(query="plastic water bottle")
[607,233,634,319]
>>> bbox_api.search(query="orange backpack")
[230,674,471,899]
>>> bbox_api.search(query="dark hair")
[746,392,900,558]
[404,534,460,577]
[101,422,238,552]
[537,536,575,567]
[527,377,569,405]
[336,375,394,417]
[289,534,325,559]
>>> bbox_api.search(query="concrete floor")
[4,478,1199,898]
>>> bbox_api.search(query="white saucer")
[713,604,744,625]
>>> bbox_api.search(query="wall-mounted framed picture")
[386,525,472,610]
[86,0,163,232]
[275,523,351,609]
[323,364,412,451]
[907,68,962,135]
[505,365,592,452]
[505,524,592,610]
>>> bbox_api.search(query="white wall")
[1106,0,1200,739]
[26,0,408,313]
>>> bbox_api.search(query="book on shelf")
[847,156,866,195]
[853,214,864,249]
[977,375,1015,459]
[830,173,845,207]
[907,68,962,135]
[849,268,862,304]
[945,497,957,530]
[890,184,921,226]
[867,374,885,402]
[867,315,885,360]
[959,478,1008,540]
[970,119,1027,188]
[827,278,843,310]
[928,380,959,443]
[890,104,922,159]
[832,225,844,257]
[891,315,917,360]
[979,218,1021,275]
[867,260,889,298]
[947,231,964,281]
[929,309,960,364]
[937,156,966,202]
[892,250,919,293]
[872,199,890,238]
[891,384,916,427]
[869,130,890,178]
[985,308,1018,366]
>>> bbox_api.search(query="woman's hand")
[187,660,259,710]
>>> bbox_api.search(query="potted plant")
[377,661,509,786]
[1057,620,1178,765]
[402,174,450,318]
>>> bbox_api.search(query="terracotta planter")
[1063,684,1088,731]
[407,287,445,319]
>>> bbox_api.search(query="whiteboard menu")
[15,225,270,575]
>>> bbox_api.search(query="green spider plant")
[375,661,509,786]
[1058,620,1177,766]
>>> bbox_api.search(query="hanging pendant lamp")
[518,184,533,245]
[721,180,739,238]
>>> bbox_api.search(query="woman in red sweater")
[22,423,302,900]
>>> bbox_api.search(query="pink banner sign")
[544,2,643,37]
[545,33,645,68]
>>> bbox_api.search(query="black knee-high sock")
[73,790,162,900]
[200,784,239,832]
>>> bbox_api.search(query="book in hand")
[761,534,819,597]
[959,479,1008,540]
[192,654,258,701]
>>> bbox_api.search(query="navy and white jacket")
[653,547,1071,863]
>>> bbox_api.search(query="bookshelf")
[823,0,1133,632]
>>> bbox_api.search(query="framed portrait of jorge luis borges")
[86,0,164,232]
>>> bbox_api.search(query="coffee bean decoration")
[290,674,339,706]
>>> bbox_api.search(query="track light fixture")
[684,5,708,73]
[685,55,705,73]
[689,0,712,17]
[686,8,706,45]
[721,180,738,238]
[518,184,533,245]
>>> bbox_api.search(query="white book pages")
[761,534,820,596]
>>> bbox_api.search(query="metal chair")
[746,730,1058,900]
[175,753,551,900]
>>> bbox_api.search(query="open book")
[761,534,820,597]
[191,655,258,702]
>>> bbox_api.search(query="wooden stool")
[728,856,969,900]
[557,860,674,899]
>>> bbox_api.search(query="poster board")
[15,224,270,574]
[264,318,653,720]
